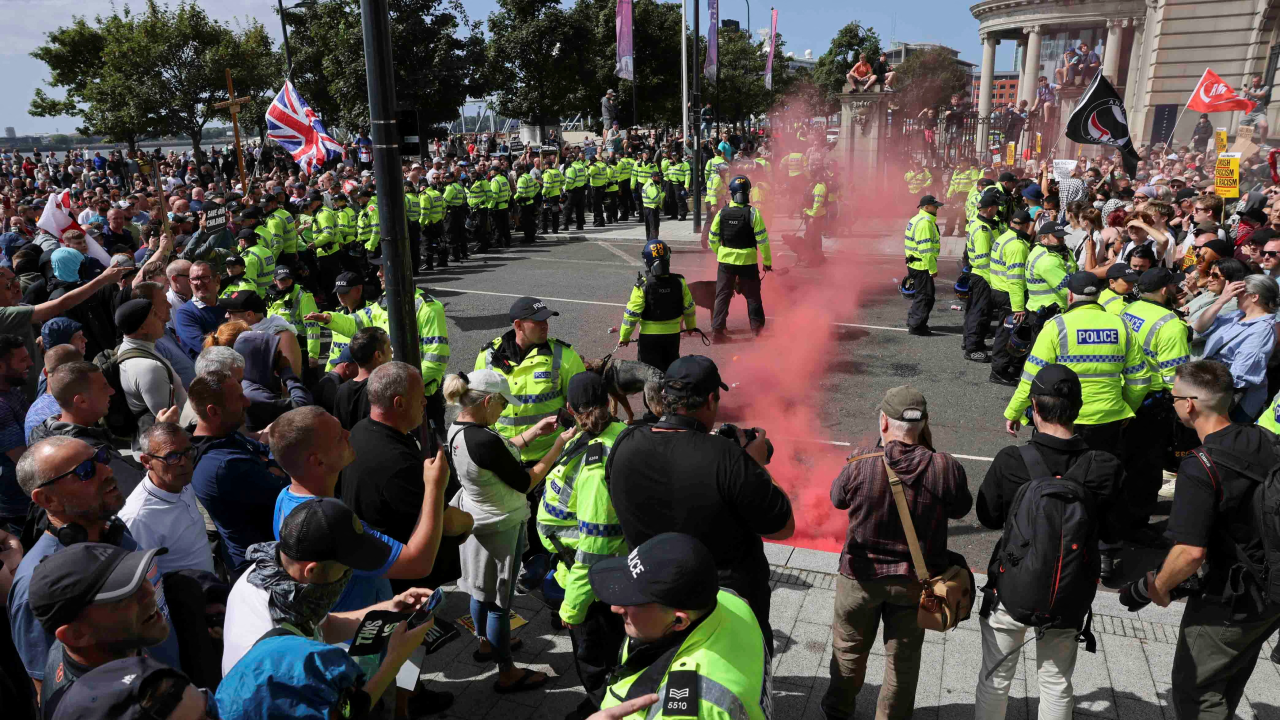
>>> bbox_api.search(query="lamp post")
[276,0,317,78]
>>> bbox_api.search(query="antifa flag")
[1065,72,1140,177]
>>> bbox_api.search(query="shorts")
[1242,108,1269,126]
[924,129,936,144]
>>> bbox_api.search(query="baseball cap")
[1011,210,1033,225]
[880,385,927,422]
[458,369,517,405]
[1105,263,1139,281]
[29,543,168,633]
[1037,220,1067,237]
[998,171,1017,182]
[508,296,559,322]
[109,254,136,269]
[274,265,294,281]
[917,194,944,208]
[50,656,204,720]
[225,254,246,267]
[1066,271,1104,297]
[1029,364,1082,405]
[235,228,257,243]
[237,206,262,221]
[333,348,354,365]
[278,497,390,572]
[977,194,1000,209]
[567,372,608,410]
[1137,267,1180,292]
[218,289,267,315]
[368,255,387,266]
[1175,188,1198,202]
[588,533,718,610]
[333,271,361,294]
[663,355,729,398]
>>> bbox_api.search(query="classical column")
[1102,18,1123,84]
[1019,26,1044,106]
[977,33,999,153]
[1124,16,1147,130]
[1015,37,1030,104]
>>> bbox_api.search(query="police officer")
[334,191,359,272]
[966,176,996,227]
[619,239,698,373]
[442,171,469,263]
[467,171,491,252]
[800,171,829,268]
[1098,263,1138,315]
[963,193,1001,362]
[234,209,276,296]
[315,271,368,371]
[641,169,664,240]
[566,152,589,231]
[709,175,770,342]
[515,163,539,245]
[904,194,943,336]
[489,165,513,248]
[993,171,1019,228]
[616,152,635,221]
[1117,267,1190,554]
[989,211,1035,385]
[589,154,610,227]
[535,373,630,719]
[946,157,980,236]
[311,193,344,308]
[267,265,327,374]
[1004,271,1150,454]
[420,177,445,269]
[260,191,287,261]
[540,159,566,234]
[219,254,256,298]
[904,160,932,199]
[592,533,772,720]
[404,180,422,270]
[700,164,728,249]
[1025,219,1078,323]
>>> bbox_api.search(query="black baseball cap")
[237,206,263,221]
[278,498,390,572]
[368,255,387,266]
[1105,263,1139,281]
[1030,364,1082,405]
[1175,188,1198,203]
[1251,227,1278,245]
[567,372,608,410]
[917,194,944,208]
[274,265,294,280]
[1066,271,1104,297]
[1011,210,1033,225]
[509,296,558,322]
[218,289,266,314]
[588,533,718,610]
[235,228,257,242]
[225,254,246,267]
[50,656,203,720]
[29,543,168,633]
[1037,220,1067,237]
[977,194,1000,209]
[1137,267,1181,292]
[1201,238,1233,258]
[334,271,361,294]
[663,355,729,398]
[998,171,1017,182]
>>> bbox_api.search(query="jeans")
[974,603,1079,720]
[470,596,513,668]
[822,574,924,720]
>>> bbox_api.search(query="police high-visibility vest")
[704,156,727,179]
[1025,245,1077,312]
[1003,302,1151,425]
[490,175,512,209]
[805,182,828,218]
[443,183,466,208]
[516,175,538,204]
[588,161,609,187]
[468,179,490,209]
[219,275,257,299]
[242,240,276,296]
[1259,393,1280,433]
[631,161,654,187]
[313,207,341,257]
[363,197,381,252]
[405,192,421,223]
[325,290,449,393]
[476,335,587,462]
[337,206,357,245]
[599,590,770,720]
[641,179,664,210]
[1098,288,1130,316]
[966,215,997,284]
[786,152,804,176]
[904,209,940,274]
[948,167,980,199]
[323,302,366,371]
[965,184,983,222]
[905,169,932,194]
[262,210,286,259]
[536,421,629,625]
[993,231,1032,311]
[423,188,445,223]
[620,271,697,341]
[1120,299,1191,393]
[541,169,565,199]
[268,283,327,360]
[704,173,725,205]
[606,165,620,192]
[570,161,588,189]
[709,202,770,266]
[356,203,374,246]
[616,157,635,183]
[273,207,299,255]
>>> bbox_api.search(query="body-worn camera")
[1118,566,1204,612]
[716,423,775,464]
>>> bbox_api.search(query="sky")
[2,0,1018,135]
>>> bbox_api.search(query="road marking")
[595,241,645,266]
[778,437,994,462]
[476,254,636,268]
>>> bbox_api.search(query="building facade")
[970,71,1021,109]
[970,0,1280,151]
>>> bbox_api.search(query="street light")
[276,0,317,78]
[743,0,750,42]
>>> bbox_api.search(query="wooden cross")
[212,69,253,194]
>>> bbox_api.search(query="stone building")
[970,0,1280,150]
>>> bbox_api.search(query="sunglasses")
[1209,271,1224,279]
[146,445,195,466]
[36,446,110,489]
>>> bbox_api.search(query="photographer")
[1127,360,1280,719]
[607,355,794,650]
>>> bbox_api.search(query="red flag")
[1186,69,1257,113]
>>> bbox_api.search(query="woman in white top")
[444,369,575,694]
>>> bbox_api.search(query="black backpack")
[984,445,1101,645]
[93,345,171,439]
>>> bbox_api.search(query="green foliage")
[894,46,971,114]
[484,0,593,136]
[284,0,488,132]
[48,134,72,148]
[811,21,881,108]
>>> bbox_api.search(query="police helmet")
[899,276,917,298]
[642,239,671,274]
[728,175,752,204]
[1005,315,1036,357]
[954,273,971,301]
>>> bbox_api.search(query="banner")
[1186,68,1257,113]
[615,0,634,81]
[1053,159,1076,182]
[1006,142,1016,166]
[705,0,719,81]
[764,8,777,91]
[1216,127,1228,153]
[1064,71,1140,177]
[1035,132,1042,154]
[1215,152,1240,198]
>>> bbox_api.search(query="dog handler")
[618,239,699,373]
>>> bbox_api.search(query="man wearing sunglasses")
[8,436,181,699]
[120,422,212,577]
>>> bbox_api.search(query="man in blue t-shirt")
[7,437,181,696]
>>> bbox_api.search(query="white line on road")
[595,241,645,266]
[776,437,995,462]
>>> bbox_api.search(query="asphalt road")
[410,217,1166,585]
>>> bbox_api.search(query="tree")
[703,27,796,128]
[284,0,489,133]
[811,21,882,110]
[894,46,970,113]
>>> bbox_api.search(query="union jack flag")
[265,81,343,173]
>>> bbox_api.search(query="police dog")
[582,356,664,423]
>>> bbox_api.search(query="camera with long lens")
[1118,565,1204,612]
[716,423,775,464]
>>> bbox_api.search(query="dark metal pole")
[277,0,293,77]
[692,0,702,232]
[360,0,419,368]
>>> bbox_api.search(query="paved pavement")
[401,217,1223,718]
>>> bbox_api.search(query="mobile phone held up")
[556,407,575,430]
[406,589,445,630]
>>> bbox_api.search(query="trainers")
[1158,479,1177,499]
[988,371,1018,387]
[966,350,991,363]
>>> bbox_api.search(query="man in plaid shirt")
[822,385,972,720]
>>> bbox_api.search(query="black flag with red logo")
[1064,72,1140,177]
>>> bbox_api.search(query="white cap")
[460,369,516,405]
